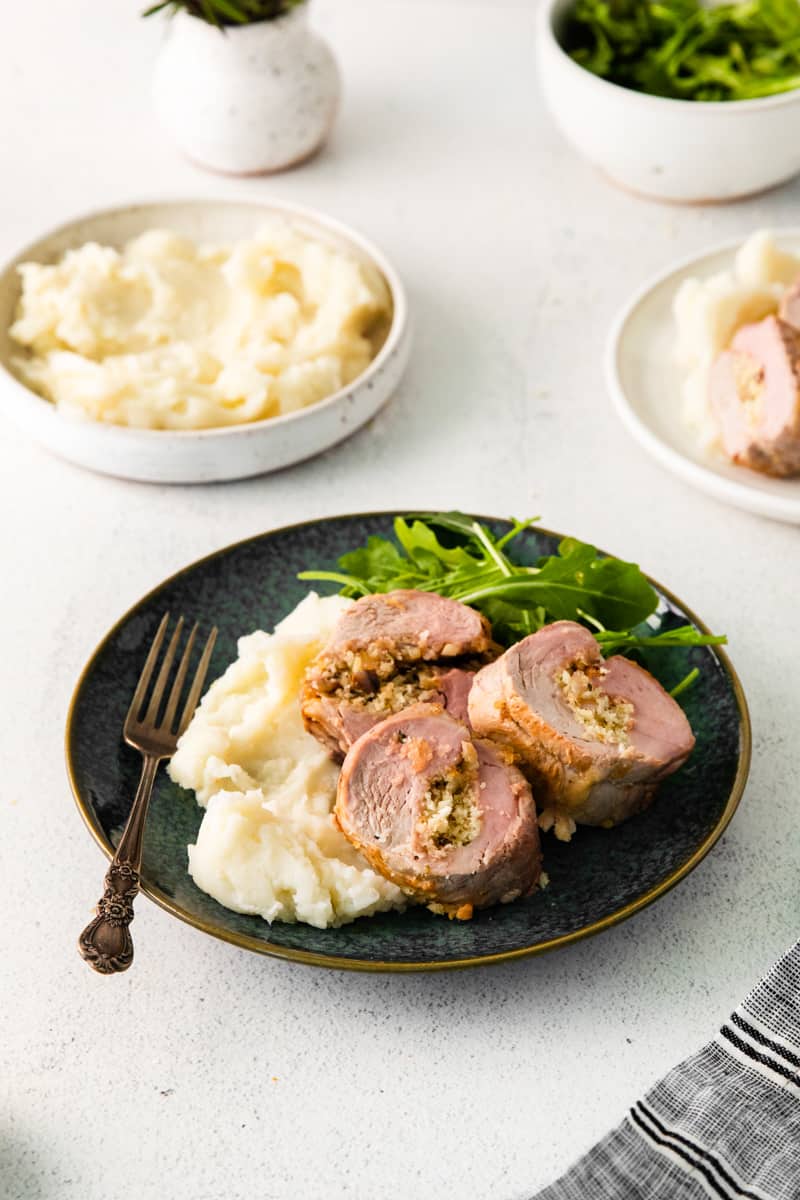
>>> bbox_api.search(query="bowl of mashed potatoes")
[0,199,410,483]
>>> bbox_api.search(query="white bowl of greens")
[537,0,800,202]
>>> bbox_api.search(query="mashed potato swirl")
[10,222,391,430]
[168,593,406,929]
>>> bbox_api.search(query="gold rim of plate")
[65,512,752,973]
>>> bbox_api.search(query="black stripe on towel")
[636,1102,763,1200]
[629,1106,733,1200]
[720,1025,800,1088]
[730,1011,800,1073]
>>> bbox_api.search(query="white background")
[1,2,798,1198]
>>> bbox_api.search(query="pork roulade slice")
[335,706,541,920]
[710,315,800,478]
[468,621,695,842]
[302,590,496,759]
[321,589,494,662]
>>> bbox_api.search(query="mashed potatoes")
[168,593,406,930]
[674,230,800,448]
[9,223,391,430]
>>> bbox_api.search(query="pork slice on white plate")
[710,315,800,478]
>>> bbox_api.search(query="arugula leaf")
[298,512,725,662]
[477,597,547,646]
[670,667,700,699]
[394,517,476,576]
[338,536,411,590]
[528,536,656,629]
[594,624,727,655]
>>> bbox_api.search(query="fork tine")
[143,616,184,726]
[126,613,170,725]
[162,622,198,733]
[178,626,218,736]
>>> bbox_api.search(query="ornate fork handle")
[77,615,216,975]
[78,755,160,974]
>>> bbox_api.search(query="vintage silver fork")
[78,613,217,975]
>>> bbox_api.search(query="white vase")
[152,5,340,175]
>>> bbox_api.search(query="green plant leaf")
[142,0,304,26]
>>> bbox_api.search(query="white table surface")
[1,2,798,1197]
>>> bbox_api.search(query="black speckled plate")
[67,514,751,972]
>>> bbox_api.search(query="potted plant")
[146,0,340,174]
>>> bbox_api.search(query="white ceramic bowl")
[0,199,411,484]
[537,0,800,203]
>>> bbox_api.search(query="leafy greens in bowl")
[562,0,800,103]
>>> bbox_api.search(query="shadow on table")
[0,1125,62,1200]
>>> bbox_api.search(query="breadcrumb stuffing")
[557,664,634,745]
[418,747,481,849]
[732,352,765,427]
[317,652,442,715]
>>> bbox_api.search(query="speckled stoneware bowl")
[152,6,340,175]
[0,200,410,483]
[66,514,751,972]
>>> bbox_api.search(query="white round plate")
[606,233,800,525]
[0,199,411,484]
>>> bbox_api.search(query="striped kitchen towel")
[533,941,800,1200]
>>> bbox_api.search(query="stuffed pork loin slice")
[709,315,800,478]
[302,590,495,759]
[335,705,541,920]
[468,621,695,842]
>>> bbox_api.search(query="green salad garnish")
[562,0,800,102]
[298,513,725,693]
